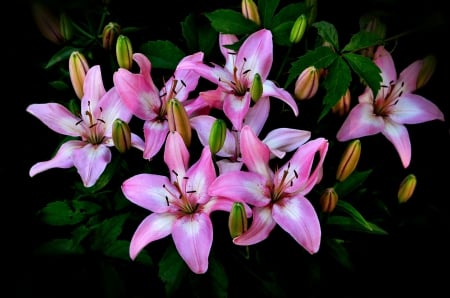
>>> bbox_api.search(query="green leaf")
[343,53,382,98]
[34,238,85,255]
[286,46,337,87]
[312,21,339,50]
[205,9,259,35]
[103,239,153,266]
[38,200,102,226]
[318,57,351,121]
[208,257,228,298]
[159,243,189,297]
[259,0,280,27]
[342,31,382,53]
[84,154,123,193]
[90,213,130,251]
[325,238,354,270]
[139,40,186,69]
[49,80,69,91]
[334,169,373,198]
[327,215,389,235]
[45,46,81,69]
[272,2,307,27]
[181,14,217,56]
[271,21,295,47]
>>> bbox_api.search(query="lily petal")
[240,125,272,179]
[142,120,169,160]
[262,80,299,116]
[73,143,111,187]
[233,206,276,245]
[390,93,445,124]
[336,103,384,141]
[382,120,411,168]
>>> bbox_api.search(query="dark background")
[6,0,450,297]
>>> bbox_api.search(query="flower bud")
[332,88,351,117]
[305,0,318,25]
[167,98,192,147]
[31,2,65,45]
[416,55,436,89]
[209,119,227,155]
[241,0,261,25]
[228,202,248,238]
[290,14,308,44]
[336,139,361,182]
[112,118,132,154]
[69,51,90,100]
[397,174,417,204]
[294,66,319,100]
[319,188,338,213]
[59,13,73,42]
[116,35,133,70]
[250,73,263,102]
[102,22,121,50]
[359,14,386,58]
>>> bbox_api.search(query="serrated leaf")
[312,21,339,50]
[334,169,373,198]
[139,40,186,69]
[259,0,280,27]
[34,238,85,255]
[205,9,259,35]
[159,243,189,297]
[286,46,337,87]
[318,57,351,121]
[90,213,130,251]
[343,53,382,98]
[38,200,102,226]
[103,239,153,266]
[342,31,382,53]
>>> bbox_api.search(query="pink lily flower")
[113,52,209,160]
[208,125,329,254]
[336,46,445,168]
[121,132,247,274]
[177,29,299,131]
[27,65,144,188]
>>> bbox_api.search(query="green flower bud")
[417,55,437,89]
[336,139,361,182]
[294,66,319,100]
[59,13,73,42]
[397,174,417,204]
[112,118,132,154]
[241,0,261,25]
[319,187,338,213]
[250,73,263,102]
[209,119,227,155]
[69,51,90,100]
[228,202,248,238]
[305,0,317,25]
[167,98,192,147]
[116,35,133,70]
[102,22,121,50]
[290,14,308,44]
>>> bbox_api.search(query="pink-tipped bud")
[209,119,227,155]
[228,202,248,238]
[294,66,319,100]
[167,98,192,147]
[69,51,90,100]
[102,22,121,50]
[112,118,132,154]
[290,14,308,44]
[416,55,437,89]
[397,174,417,204]
[336,139,361,182]
[332,88,351,117]
[116,35,133,70]
[241,0,261,25]
[250,73,263,102]
[319,187,338,213]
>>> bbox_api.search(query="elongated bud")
[241,0,261,25]
[294,66,319,100]
[319,187,338,213]
[69,51,90,100]
[416,55,437,89]
[116,35,133,70]
[102,22,121,50]
[112,119,132,154]
[332,88,351,116]
[290,14,308,44]
[397,174,417,204]
[336,139,361,182]
[31,2,65,44]
[250,73,263,102]
[59,13,73,42]
[167,98,192,147]
[359,14,386,58]
[305,0,317,25]
[209,119,227,155]
[228,202,248,238]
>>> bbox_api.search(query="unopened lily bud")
[416,55,437,89]
[241,0,261,25]
[336,139,361,182]
[167,98,192,147]
[209,119,227,155]
[294,66,319,100]
[319,187,338,213]
[290,14,308,44]
[59,13,73,42]
[359,14,386,58]
[250,73,263,102]
[397,174,417,204]
[305,0,317,25]
[102,22,121,50]
[332,88,351,116]
[116,35,133,70]
[31,2,65,44]
[69,51,90,100]
[112,119,132,154]
[228,202,248,238]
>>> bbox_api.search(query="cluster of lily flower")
[28,0,445,279]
